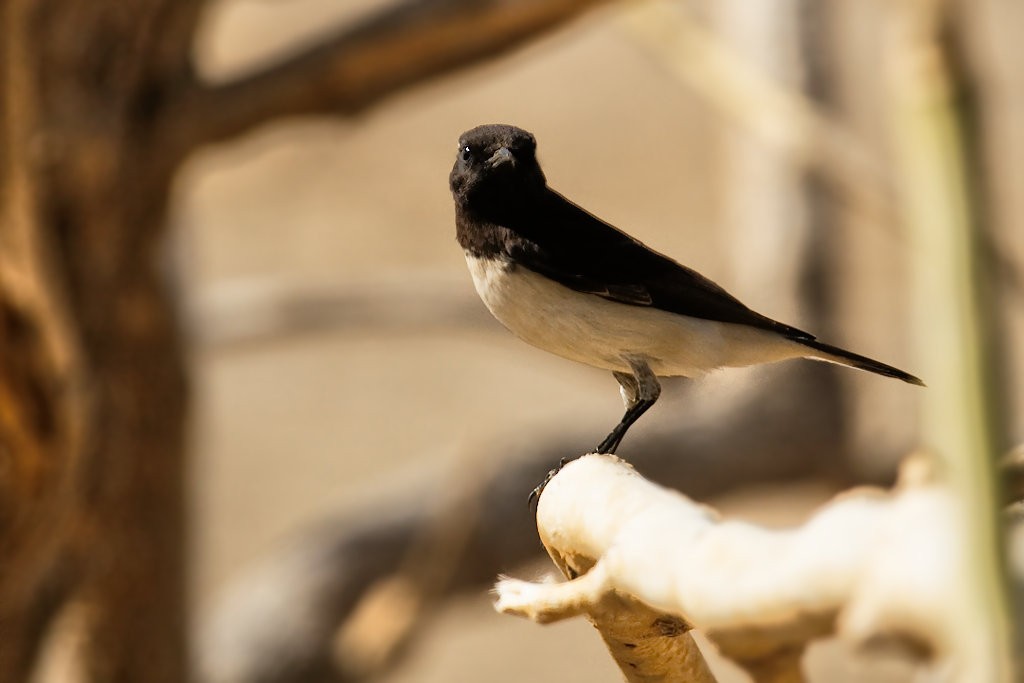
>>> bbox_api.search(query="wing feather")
[504,190,812,340]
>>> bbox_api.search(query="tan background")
[175,1,1014,680]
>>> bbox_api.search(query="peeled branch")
[495,453,971,682]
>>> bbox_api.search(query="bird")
[450,123,923,457]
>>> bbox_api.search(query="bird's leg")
[596,359,661,455]
[530,360,660,512]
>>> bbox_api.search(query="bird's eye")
[461,145,474,162]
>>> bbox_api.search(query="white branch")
[495,454,972,681]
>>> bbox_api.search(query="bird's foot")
[528,457,572,514]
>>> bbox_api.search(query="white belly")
[465,254,801,377]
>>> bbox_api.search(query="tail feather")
[798,338,925,386]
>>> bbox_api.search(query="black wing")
[505,189,813,340]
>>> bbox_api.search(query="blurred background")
[2,0,1022,682]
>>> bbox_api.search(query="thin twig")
[885,0,1013,679]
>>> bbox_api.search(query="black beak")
[487,147,515,169]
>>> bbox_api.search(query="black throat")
[454,201,525,260]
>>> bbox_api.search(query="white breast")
[465,254,801,377]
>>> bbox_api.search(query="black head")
[449,124,546,217]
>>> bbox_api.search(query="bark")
[1,2,200,680]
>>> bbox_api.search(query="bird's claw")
[528,457,571,515]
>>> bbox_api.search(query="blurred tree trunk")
[0,2,200,682]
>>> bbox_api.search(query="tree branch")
[496,454,959,681]
[167,0,611,154]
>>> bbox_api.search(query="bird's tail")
[798,338,925,386]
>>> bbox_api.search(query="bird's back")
[496,188,813,340]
